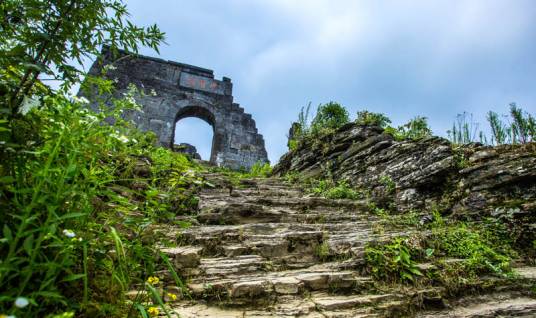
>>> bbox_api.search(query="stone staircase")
[154,174,536,317]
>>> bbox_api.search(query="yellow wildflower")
[167,292,177,301]
[146,276,160,285]
[147,306,159,317]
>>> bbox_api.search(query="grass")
[307,179,361,200]
[364,211,516,289]
[0,92,204,317]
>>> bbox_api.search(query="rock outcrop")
[274,123,536,219]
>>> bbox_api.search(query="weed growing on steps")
[307,179,361,200]
[366,237,423,283]
[365,212,516,289]
[210,161,272,189]
[0,93,204,317]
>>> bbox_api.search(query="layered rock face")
[153,173,536,317]
[274,123,536,219]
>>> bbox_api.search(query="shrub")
[365,237,423,283]
[430,222,512,276]
[249,162,272,178]
[356,110,392,128]
[310,102,349,135]
[309,179,360,200]
[385,116,433,141]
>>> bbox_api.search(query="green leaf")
[23,234,34,255]
[3,225,12,242]
[135,303,149,318]
[145,283,172,318]
[0,176,15,184]
[58,212,87,220]
[409,267,423,276]
[62,274,86,282]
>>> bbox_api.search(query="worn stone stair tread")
[187,263,374,298]
[168,296,381,318]
[514,266,536,280]
[417,295,536,317]
[312,293,399,311]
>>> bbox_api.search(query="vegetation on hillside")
[448,104,536,145]
[288,102,434,150]
[288,101,535,151]
[365,212,515,288]
[0,1,197,317]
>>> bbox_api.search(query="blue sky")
[125,0,536,163]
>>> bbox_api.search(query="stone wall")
[82,46,268,170]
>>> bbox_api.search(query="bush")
[430,222,512,276]
[365,237,423,283]
[287,102,349,150]
[356,110,391,128]
[385,116,433,141]
[249,162,272,178]
[309,179,360,200]
[310,102,349,135]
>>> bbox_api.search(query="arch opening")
[171,106,217,162]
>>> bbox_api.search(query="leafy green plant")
[249,162,272,178]
[379,175,396,194]
[308,179,360,200]
[356,110,392,128]
[430,222,512,276]
[365,237,423,283]
[310,101,350,135]
[1,0,164,121]
[0,93,203,316]
[385,116,433,141]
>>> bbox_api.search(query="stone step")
[172,293,396,318]
[311,292,399,311]
[199,195,366,211]
[186,264,375,303]
[416,292,536,317]
[177,224,398,255]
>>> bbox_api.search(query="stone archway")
[171,105,218,163]
[83,46,269,170]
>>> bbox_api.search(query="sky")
[123,0,536,162]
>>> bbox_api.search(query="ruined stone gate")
[84,47,269,170]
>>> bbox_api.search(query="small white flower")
[14,297,29,308]
[118,135,129,143]
[103,64,117,72]
[71,96,89,105]
[62,229,76,238]
[150,89,157,96]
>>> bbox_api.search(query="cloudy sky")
[124,0,536,163]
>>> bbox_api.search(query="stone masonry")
[83,46,268,170]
